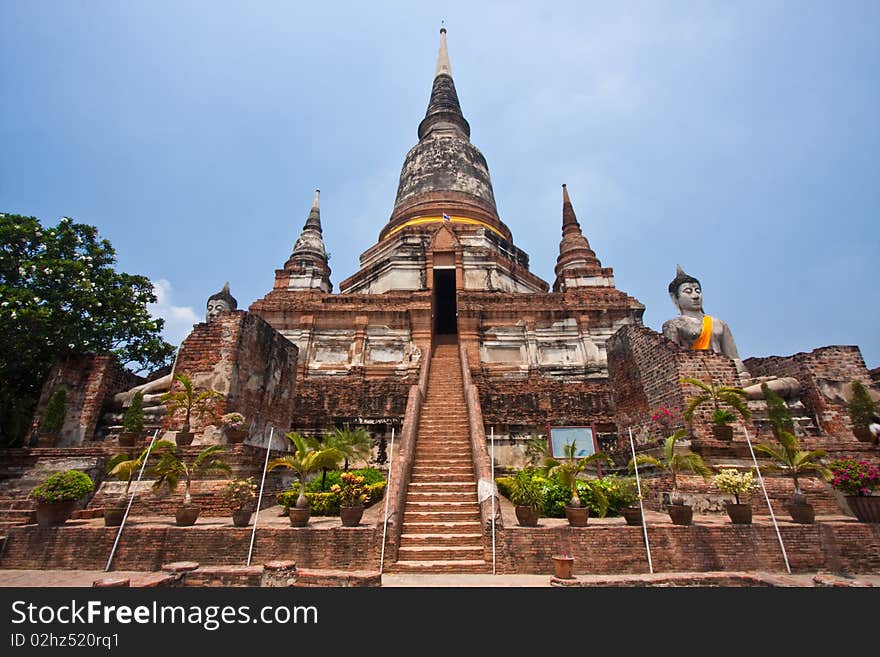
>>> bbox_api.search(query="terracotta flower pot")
[725,502,753,525]
[845,495,880,523]
[786,501,815,524]
[514,505,539,527]
[853,426,874,443]
[35,500,76,527]
[564,505,589,527]
[224,428,247,444]
[117,432,138,447]
[103,502,127,527]
[289,506,311,527]
[340,505,365,527]
[622,506,643,526]
[175,504,200,526]
[175,431,194,447]
[551,555,575,579]
[712,425,734,441]
[667,504,693,525]
[232,508,253,527]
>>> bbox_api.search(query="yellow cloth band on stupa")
[691,315,713,350]
[385,215,506,239]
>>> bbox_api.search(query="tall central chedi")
[340,28,547,295]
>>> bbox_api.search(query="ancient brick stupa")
[251,27,644,449]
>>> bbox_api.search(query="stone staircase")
[390,342,488,574]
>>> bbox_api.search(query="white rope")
[379,427,395,574]
[742,423,791,574]
[105,429,160,572]
[247,426,274,567]
[491,426,496,575]
[628,428,653,574]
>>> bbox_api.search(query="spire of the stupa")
[417,26,470,140]
[553,184,613,292]
[280,188,332,292]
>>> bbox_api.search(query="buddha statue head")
[668,265,703,315]
[206,282,238,323]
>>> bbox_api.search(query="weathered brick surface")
[292,379,413,430]
[497,521,880,574]
[607,324,753,446]
[0,525,380,571]
[29,354,141,446]
[168,311,298,439]
[746,346,874,438]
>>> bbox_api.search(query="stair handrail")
[458,342,502,535]
[381,338,432,566]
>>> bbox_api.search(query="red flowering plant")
[829,459,880,497]
[650,406,679,444]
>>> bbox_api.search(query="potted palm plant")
[629,429,711,525]
[682,375,750,441]
[159,373,222,446]
[332,471,368,526]
[220,477,258,527]
[267,432,343,527]
[713,469,757,524]
[848,381,877,443]
[150,443,231,526]
[754,430,830,524]
[29,469,94,527]
[118,392,144,447]
[103,441,171,526]
[547,442,613,527]
[507,470,545,526]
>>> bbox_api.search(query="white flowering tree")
[0,213,175,445]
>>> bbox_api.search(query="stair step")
[410,473,477,483]
[397,545,485,561]
[407,492,477,502]
[388,560,490,574]
[408,482,476,492]
[399,533,483,547]
[404,511,481,523]
[406,500,478,510]
[401,521,482,534]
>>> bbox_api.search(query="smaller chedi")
[662,265,750,383]
[206,282,238,323]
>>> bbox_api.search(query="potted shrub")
[762,382,794,439]
[754,430,830,524]
[629,429,711,525]
[36,388,67,446]
[159,373,222,446]
[682,375,750,441]
[267,432,343,527]
[829,458,880,523]
[220,412,247,444]
[221,477,258,527]
[547,441,613,527]
[118,392,144,447]
[150,443,231,526]
[848,381,877,443]
[331,471,368,526]
[29,469,94,527]
[507,470,544,527]
[713,469,757,524]
[103,442,170,526]
[608,476,645,526]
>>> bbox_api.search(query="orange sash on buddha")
[691,315,713,350]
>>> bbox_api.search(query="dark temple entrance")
[433,268,457,336]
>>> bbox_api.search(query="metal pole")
[247,426,274,567]
[628,428,653,574]
[105,429,160,572]
[379,427,395,574]
[491,426,495,575]
[742,423,791,574]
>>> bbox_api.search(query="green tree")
[754,431,830,503]
[762,382,794,438]
[159,373,222,433]
[546,440,614,508]
[628,429,712,501]
[150,444,231,505]
[122,391,145,434]
[325,425,373,472]
[267,432,344,510]
[0,213,175,446]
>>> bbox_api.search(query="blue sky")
[2,1,878,368]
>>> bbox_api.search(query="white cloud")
[147,278,199,346]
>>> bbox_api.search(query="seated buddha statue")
[206,282,238,323]
[661,265,751,384]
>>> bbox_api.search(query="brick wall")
[496,521,880,574]
[475,376,613,427]
[168,311,298,440]
[292,379,414,430]
[746,345,874,438]
[0,525,379,571]
[607,324,753,447]
[29,354,142,446]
